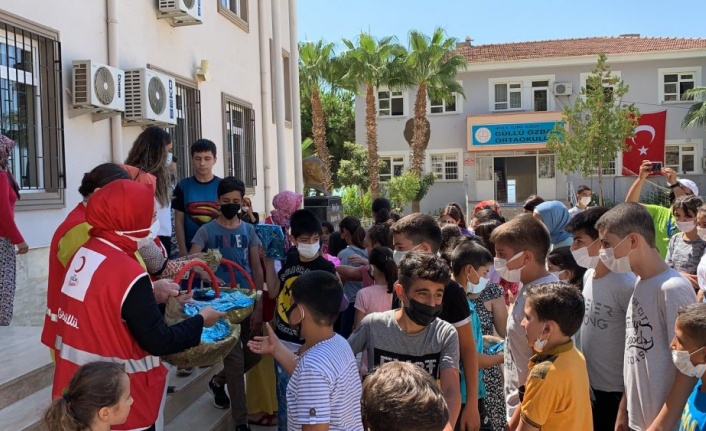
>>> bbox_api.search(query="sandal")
[248,413,278,426]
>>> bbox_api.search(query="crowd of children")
[37,144,706,431]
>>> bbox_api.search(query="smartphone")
[651,162,662,172]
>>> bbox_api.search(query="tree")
[405,27,467,212]
[341,33,406,198]
[337,141,370,190]
[300,89,355,188]
[682,87,706,129]
[299,40,337,190]
[547,53,639,205]
[386,171,421,213]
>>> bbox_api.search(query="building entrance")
[493,156,537,203]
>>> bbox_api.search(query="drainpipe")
[271,0,289,191]
[258,0,272,213]
[107,0,122,163]
[288,0,303,194]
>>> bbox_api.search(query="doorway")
[494,156,537,203]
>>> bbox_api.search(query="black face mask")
[220,203,241,220]
[404,298,443,327]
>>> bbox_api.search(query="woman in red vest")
[52,179,224,431]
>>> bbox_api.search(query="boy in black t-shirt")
[263,209,337,431]
[389,213,479,430]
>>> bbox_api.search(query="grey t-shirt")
[666,234,706,275]
[504,274,559,420]
[338,246,367,302]
[580,269,635,392]
[625,267,696,431]
[348,310,459,379]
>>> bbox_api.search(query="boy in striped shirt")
[248,270,363,431]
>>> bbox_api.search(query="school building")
[0,0,301,326]
[354,35,706,214]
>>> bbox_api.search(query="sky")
[297,0,706,48]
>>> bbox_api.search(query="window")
[429,81,461,114]
[379,155,405,182]
[489,75,555,112]
[223,95,256,190]
[283,51,292,124]
[580,71,622,102]
[538,154,555,178]
[591,160,616,176]
[659,67,702,103]
[218,0,248,31]
[429,153,459,181]
[1,16,65,209]
[666,143,698,174]
[377,87,405,116]
[476,155,493,181]
[169,82,202,181]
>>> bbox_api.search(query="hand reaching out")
[247,322,279,355]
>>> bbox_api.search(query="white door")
[537,154,557,200]
[474,155,495,200]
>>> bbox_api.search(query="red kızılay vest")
[52,237,168,430]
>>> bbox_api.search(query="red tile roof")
[456,36,706,63]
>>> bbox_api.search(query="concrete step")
[164,365,222,425]
[0,385,51,431]
[0,327,54,410]
[165,391,233,431]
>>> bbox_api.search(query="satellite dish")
[93,66,115,105]
[148,75,167,115]
[403,118,431,147]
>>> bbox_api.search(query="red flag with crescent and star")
[622,111,667,176]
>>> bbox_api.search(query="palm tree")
[682,87,706,129]
[299,40,335,191]
[340,33,406,198]
[405,28,467,211]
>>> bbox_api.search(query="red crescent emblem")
[74,256,87,273]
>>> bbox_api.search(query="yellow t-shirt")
[520,341,593,431]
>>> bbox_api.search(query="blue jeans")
[275,361,290,431]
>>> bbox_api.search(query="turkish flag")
[622,111,667,176]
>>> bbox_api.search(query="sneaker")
[175,367,193,377]
[208,377,230,409]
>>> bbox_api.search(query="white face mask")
[698,227,706,241]
[598,237,633,273]
[676,220,697,234]
[115,220,157,244]
[550,270,566,281]
[242,206,250,212]
[579,196,592,207]
[137,220,160,248]
[393,245,421,265]
[297,241,320,259]
[672,347,706,378]
[571,240,601,269]
[494,251,525,283]
[533,324,548,352]
[466,267,489,294]
[165,152,173,166]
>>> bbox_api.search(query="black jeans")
[592,389,622,431]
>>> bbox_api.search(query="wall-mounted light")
[195,60,211,82]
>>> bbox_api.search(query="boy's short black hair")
[451,242,493,277]
[290,209,322,238]
[398,251,450,293]
[565,206,610,240]
[291,271,342,326]
[577,185,592,194]
[217,176,245,198]
[525,282,584,337]
[390,213,443,253]
[522,195,545,213]
[596,202,656,248]
[490,214,550,264]
[191,139,217,157]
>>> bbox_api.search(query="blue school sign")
[471,121,563,146]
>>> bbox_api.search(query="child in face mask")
[489,214,556,422]
[512,282,592,431]
[666,195,706,290]
[596,203,697,431]
[672,303,706,430]
[262,209,337,430]
[348,251,461,430]
[451,242,508,431]
[547,246,586,290]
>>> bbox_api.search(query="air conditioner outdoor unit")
[158,0,203,26]
[123,68,177,126]
[72,60,125,113]
[553,82,573,96]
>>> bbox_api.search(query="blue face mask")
[165,152,173,166]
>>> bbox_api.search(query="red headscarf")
[86,180,154,254]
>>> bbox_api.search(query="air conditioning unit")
[72,60,125,112]
[158,0,203,26]
[553,82,573,96]
[124,68,177,126]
